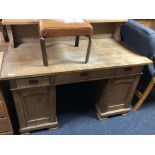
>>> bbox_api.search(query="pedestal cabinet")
[10,76,57,134]
[94,75,140,119]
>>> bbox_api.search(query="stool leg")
[75,35,80,47]
[85,36,92,63]
[40,37,48,66]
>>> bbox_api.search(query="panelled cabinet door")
[12,84,57,133]
[96,75,140,118]
[18,87,52,126]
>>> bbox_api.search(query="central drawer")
[50,66,143,85]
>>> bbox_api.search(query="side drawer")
[0,118,11,133]
[11,76,50,89]
[116,66,143,76]
[0,100,6,118]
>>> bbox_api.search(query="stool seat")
[39,19,93,37]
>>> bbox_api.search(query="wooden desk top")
[0,35,151,80]
[2,19,128,25]
[0,52,4,73]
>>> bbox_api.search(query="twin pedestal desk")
[0,20,152,134]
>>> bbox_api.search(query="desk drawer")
[51,66,143,85]
[51,69,116,85]
[0,118,10,133]
[0,100,6,118]
[15,76,50,89]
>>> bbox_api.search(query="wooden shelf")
[2,19,127,25]
[2,19,39,25]
[86,19,128,23]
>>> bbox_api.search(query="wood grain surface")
[1,35,151,79]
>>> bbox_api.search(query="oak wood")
[10,76,58,134]
[16,76,50,89]
[1,37,151,80]
[0,87,13,134]
[0,52,4,72]
[94,75,141,118]
[0,118,11,133]
[2,19,128,25]
[2,19,39,25]
[0,100,5,117]
[50,66,143,85]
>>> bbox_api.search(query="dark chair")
[120,19,155,111]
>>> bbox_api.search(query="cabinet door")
[96,75,140,115]
[13,85,56,129]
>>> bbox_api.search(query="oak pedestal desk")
[0,20,152,134]
[0,37,151,134]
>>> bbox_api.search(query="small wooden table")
[0,35,151,134]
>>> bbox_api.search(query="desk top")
[0,52,4,73]
[2,19,128,25]
[0,35,151,80]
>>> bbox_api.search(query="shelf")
[2,19,127,25]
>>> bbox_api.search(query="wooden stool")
[39,19,93,66]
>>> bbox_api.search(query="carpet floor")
[32,81,155,135]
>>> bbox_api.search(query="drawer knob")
[125,67,132,71]
[80,72,88,77]
[28,80,39,85]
